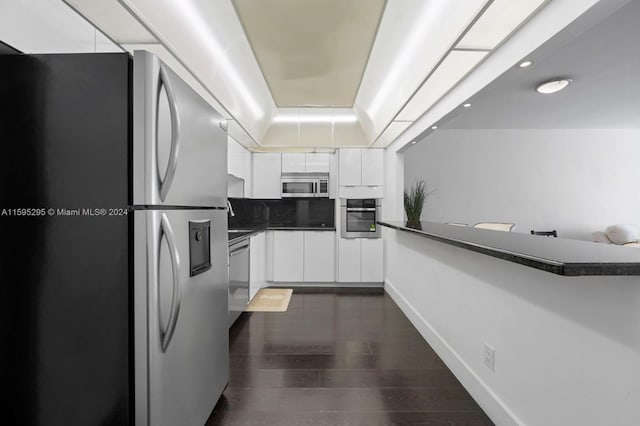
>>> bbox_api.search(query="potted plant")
[404,179,433,229]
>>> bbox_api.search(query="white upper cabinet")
[227,136,246,178]
[361,149,384,186]
[252,153,281,199]
[305,153,330,173]
[338,148,383,187]
[338,149,362,186]
[282,153,330,173]
[281,153,306,173]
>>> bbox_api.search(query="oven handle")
[346,208,377,212]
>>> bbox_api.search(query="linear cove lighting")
[167,0,263,118]
[536,79,571,94]
[272,114,358,124]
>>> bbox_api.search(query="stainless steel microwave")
[281,173,329,198]
[341,198,381,238]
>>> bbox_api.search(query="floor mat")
[244,288,293,312]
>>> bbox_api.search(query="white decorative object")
[605,224,640,244]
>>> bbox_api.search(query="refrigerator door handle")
[157,65,181,202]
[159,213,182,352]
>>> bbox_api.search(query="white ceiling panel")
[65,0,156,43]
[457,0,547,50]
[396,50,488,121]
[371,121,412,148]
[354,0,490,142]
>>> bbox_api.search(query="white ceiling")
[422,0,640,133]
[65,0,551,150]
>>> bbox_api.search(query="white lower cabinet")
[361,238,383,282]
[338,237,383,282]
[303,231,335,282]
[249,232,266,300]
[337,238,361,282]
[272,231,304,282]
[270,230,336,282]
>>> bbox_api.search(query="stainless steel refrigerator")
[0,51,229,425]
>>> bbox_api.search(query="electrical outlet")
[484,343,495,372]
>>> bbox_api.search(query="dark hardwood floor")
[207,287,493,425]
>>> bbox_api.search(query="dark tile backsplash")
[228,198,335,229]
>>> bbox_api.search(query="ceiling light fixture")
[536,79,572,94]
[518,60,533,68]
[431,126,438,130]
[411,141,417,144]
[463,103,472,108]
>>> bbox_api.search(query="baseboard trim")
[266,281,384,288]
[384,279,523,426]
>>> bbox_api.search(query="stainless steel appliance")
[281,173,329,198]
[1,51,228,426]
[228,238,250,327]
[341,198,381,238]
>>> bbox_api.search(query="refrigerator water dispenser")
[189,220,211,276]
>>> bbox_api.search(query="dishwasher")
[228,239,250,327]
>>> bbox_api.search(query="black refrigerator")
[0,51,230,426]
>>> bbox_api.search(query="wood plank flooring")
[207,287,493,425]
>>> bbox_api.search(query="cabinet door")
[227,137,245,179]
[305,153,330,173]
[304,231,335,282]
[361,238,383,282]
[273,231,304,282]
[281,153,306,173]
[243,148,253,197]
[337,238,361,282]
[249,232,265,300]
[338,149,362,186]
[252,153,281,199]
[361,149,384,186]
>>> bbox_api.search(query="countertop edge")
[228,227,336,244]
[379,221,640,277]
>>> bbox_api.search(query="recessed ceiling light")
[431,126,438,130]
[463,103,472,108]
[518,60,533,68]
[411,141,417,144]
[536,79,572,94]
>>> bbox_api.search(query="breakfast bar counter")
[378,220,640,276]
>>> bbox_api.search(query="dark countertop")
[379,220,640,276]
[268,226,336,231]
[228,226,335,244]
[228,228,265,244]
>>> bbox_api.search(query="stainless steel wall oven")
[341,198,381,238]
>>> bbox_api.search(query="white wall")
[384,228,640,425]
[382,141,405,221]
[404,129,640,240]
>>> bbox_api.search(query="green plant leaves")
[404,179,434,222]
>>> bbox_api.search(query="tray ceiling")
[65,0,559,150]
[233,0,385,107]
